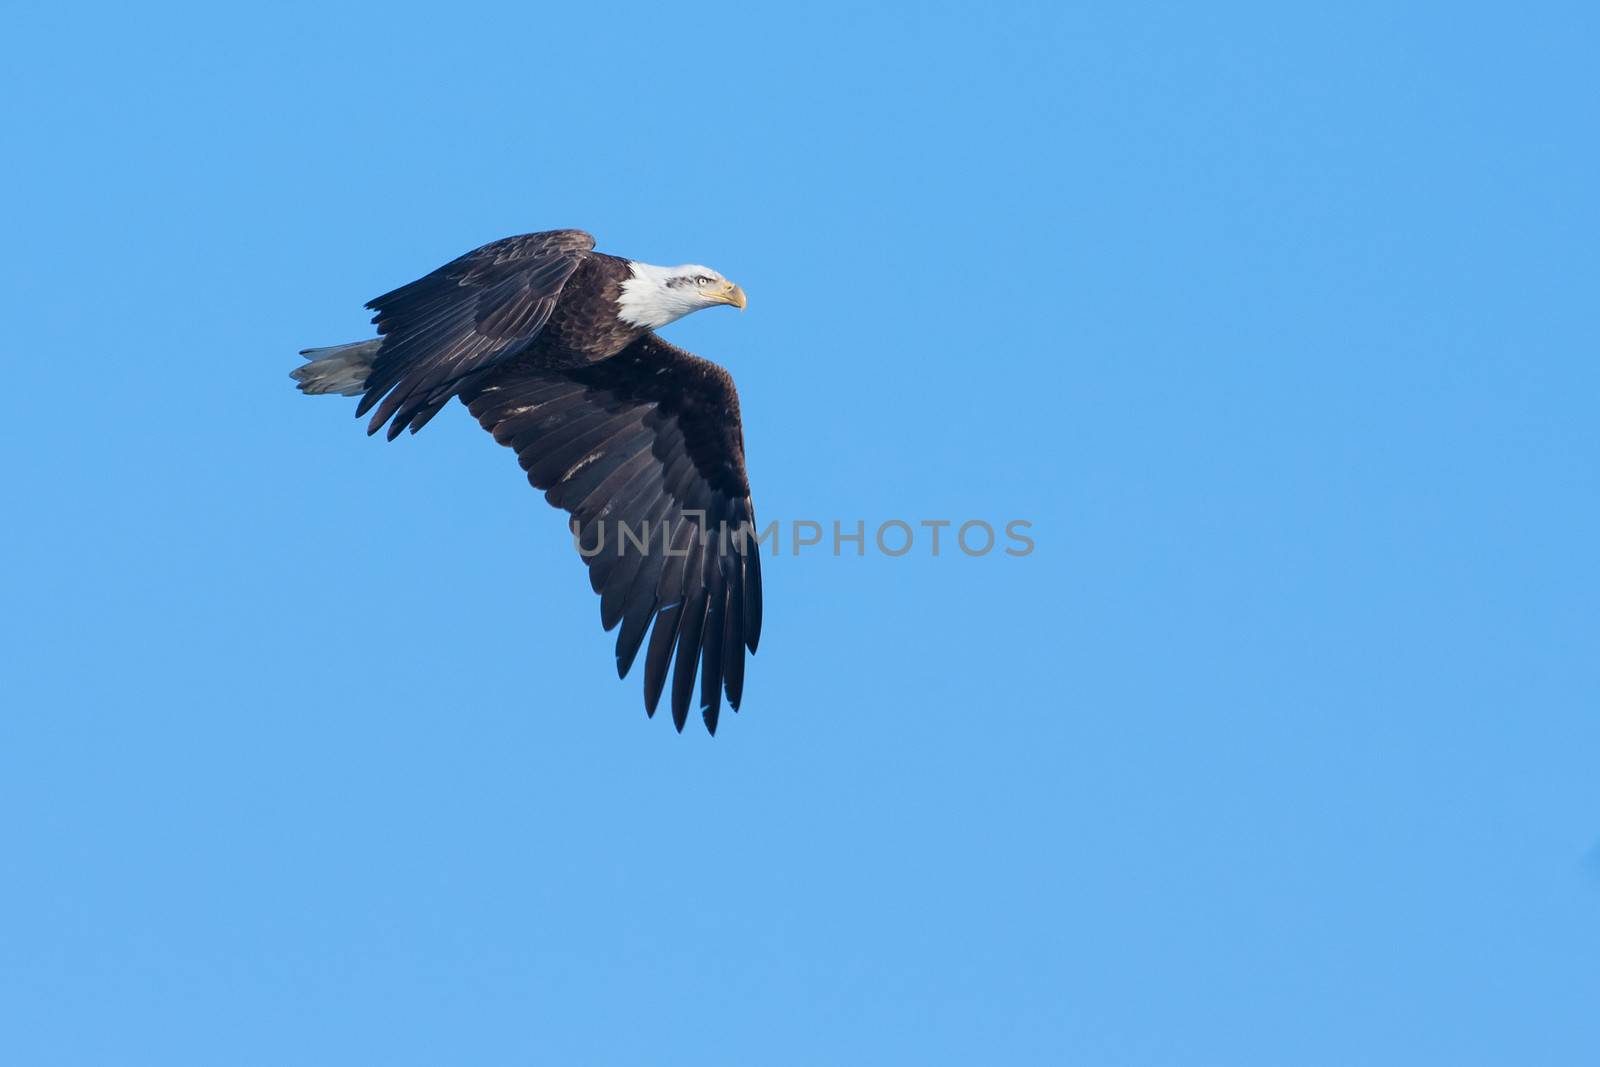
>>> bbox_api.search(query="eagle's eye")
[696,276,712,286]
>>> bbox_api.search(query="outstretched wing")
[357,229,595,439]
[463,333,763,734]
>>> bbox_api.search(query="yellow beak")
[707,281,747,310]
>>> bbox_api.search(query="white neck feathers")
[616,261,698,329]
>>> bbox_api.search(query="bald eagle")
[293,230,761,735]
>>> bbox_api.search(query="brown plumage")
[294,230,762,734]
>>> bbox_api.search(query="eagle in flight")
[294,230,761,734]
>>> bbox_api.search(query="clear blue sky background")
[2,2,1596,1063]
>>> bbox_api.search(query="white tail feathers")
[292,339,380,396]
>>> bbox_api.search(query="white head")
[616,261,748,329]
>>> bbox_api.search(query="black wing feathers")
[359,230,594,439]
[464,333,762,733]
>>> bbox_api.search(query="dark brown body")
[522,252,645,367]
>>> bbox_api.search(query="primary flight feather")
[293,230,762,735]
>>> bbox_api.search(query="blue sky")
[2,2,1596,1063]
